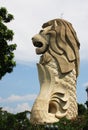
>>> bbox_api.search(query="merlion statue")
[30,19,80,124]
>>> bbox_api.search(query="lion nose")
[32,37,35,44]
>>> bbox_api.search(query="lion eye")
[39,30,44,33]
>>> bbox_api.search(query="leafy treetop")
[0,7,17,79]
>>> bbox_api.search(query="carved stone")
[30,19,80,124]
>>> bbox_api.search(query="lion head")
[32,19,80,77]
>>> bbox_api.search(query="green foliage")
[85,101,88,108]
[0,104,88,130]
[0,7,17,79]
[78,103,86,115]
[0,108,31,130]
[0,7,14,22]
[54,117,85,130]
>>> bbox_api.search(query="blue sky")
[0,0,88,113]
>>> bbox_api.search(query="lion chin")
[30,19,80,124]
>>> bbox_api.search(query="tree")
[78,103,86,115]
[0,7,17,79]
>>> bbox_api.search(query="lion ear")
[54,20,58,27]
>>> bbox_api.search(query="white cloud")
[0,97,3,102]
[83,82,88,88]
[0,94,37,103]
[0,94,37,113]
[3,102,31,114]
[1,0,88,63]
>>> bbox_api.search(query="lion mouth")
[32,41,44,54]
[33,41,43,48]
[32,35,48,54]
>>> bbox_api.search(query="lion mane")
[41,19,80,77]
